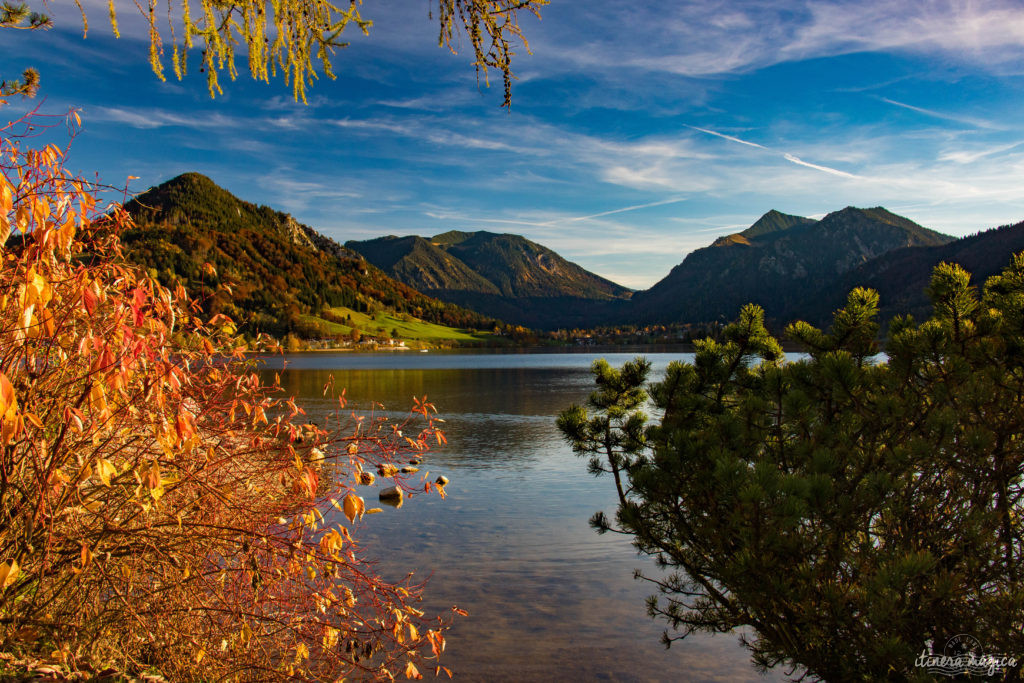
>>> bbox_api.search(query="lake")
[260,349,783,682]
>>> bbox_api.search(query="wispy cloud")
[542,1,1024,80]
[878,97,1002,130]
[89,106,232,130]
[938,141,1024,164]
[333,118,414,135]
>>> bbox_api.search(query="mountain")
[346,230,632,329]
[807,219,1024,325]
[348,235,501,294]
[119,173,501,337]
[629,207,954,326]
[730,209,817,241]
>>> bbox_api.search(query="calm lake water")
[260,348,783,682]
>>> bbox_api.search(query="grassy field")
[300,307,501,343]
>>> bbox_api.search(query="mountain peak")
[163,171,215,186]
[817,206,952,245]
[740,210,817,239]
[430,230,501,246]
[631,205,955,326]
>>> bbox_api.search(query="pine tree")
[559,258,1024,680]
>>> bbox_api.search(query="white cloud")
[939,141,1024,164]
[89,106,241,129]
[542,1,1024,79]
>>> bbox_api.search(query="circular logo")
[945,634,983,658]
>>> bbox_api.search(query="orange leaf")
[341,493,364,523]
[144,460,161,490]
[81,284,98,316]
[80,544,93,569]
[0,373,16,419]
[176,410,196,441]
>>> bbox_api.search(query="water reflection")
[263,352,780,682]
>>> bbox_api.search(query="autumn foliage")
[0,111,456,680]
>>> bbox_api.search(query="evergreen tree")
[559,258,1024,680]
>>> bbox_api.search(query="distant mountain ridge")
[120,173,501,336]
[120,173,1024,336]
[629,206,954,326]
[346,230,632,329]
[807,219,1024,326]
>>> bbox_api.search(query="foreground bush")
[0,113,455,681]
[560,261,1024,680]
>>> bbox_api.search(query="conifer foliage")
[560,263,1024,680]
[0,112,456,679]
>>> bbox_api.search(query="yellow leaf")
[0,560,19,590]
[15,204,28,233]
[342,493,364,523]
[405,661,423,680]
[319,528,344,556]
[0,176,12,215]
[322,627,339,648]
[76,463,93,484]
[95,458,117,487]
[88,382,107,418]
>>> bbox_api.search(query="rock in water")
[379,486,403,508]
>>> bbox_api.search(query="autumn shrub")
[0,112,455,681]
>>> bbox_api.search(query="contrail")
[783,154,858,178]
[557,197,689,223]
[689,123,859,179]
[686,125,768,149]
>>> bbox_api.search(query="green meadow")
[302,307,502,343]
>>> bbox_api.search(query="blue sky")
[3,0,1024,288]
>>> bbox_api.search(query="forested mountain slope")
[121,173,501,336]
